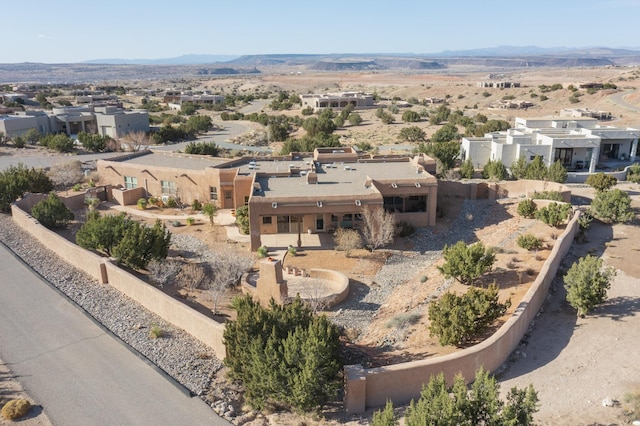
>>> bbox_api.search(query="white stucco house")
[461,116,639,173]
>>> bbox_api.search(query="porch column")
[589,146,600,173]
[630,138,638,161]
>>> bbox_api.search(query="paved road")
[608,89,640,113]
[0,243,229,426]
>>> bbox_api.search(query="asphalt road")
[0,243,229,426]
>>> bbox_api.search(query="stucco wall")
[308,268,350,306]
[344,211,580,413]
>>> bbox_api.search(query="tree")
[30,192,74,229]
[535,202,572,227]
[379,111,395,124]
[235,205,249,234]
[564,255,616,317]
[22,128,41,145]
[77,132,109,152]
[348,113,363,126]
[76,212,130,256]
[482,159,507,181]
[437,241,496,286]
[268,120,290,142]
[202,202,218,226]
[362,206,395,251]
[398,126,426,142]
[428,284,509,346]
[333,228,361,256]
[459,158,474,179]
[40,134,74,153]
[0,163,53,212]
[121,131,152,152]
[517,199,537,218]
[591,188,634,223]
[184,141,219,156]
[547,160,568,183]
[510,155,527,180]
[431,123,460,143]
[223,295,342,412]
[402,110,420,123]
[400,369,538,425]
[111,219,171,270]
[47,160,84,193]
[184,114,212,133]
[586,172,617,192]
[415,141,460,173]
[206,252,254,315]
[524,156,547,180]
[371,400,397,426]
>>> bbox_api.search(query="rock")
[631,420,640,426]
[602,397,615,407]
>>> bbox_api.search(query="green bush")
[31,192,74,229]
[591,188,634,223]
[535,202,572,227]
[517,233,543,250]
[564,255,616,317]
[184,141,219,156]
[482,159,507,181]
[531,190,563,201]
[287,245,297,257]
[459,158,475,179]
[72,183,82,191]
[371,400,397,426]
[627,164,640,183]
[517,199,537,218]
[402,110,420,122]
[186,217,195,226]
[165,197,178,208]
[428,284,510,346]
[223,295,342,412]
[257,245,268,258]
[149,325,164,339]
[385,312,421,329]
[586,172,617,192]
[438,241,496,286]
[191,199,202,211]
[137,198,148,210]
[0,163,53,212]
[547,160,568,183]
[235,205,249,234]
[12,135,26,148]
[1,399,31,421]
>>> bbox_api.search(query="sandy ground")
[0,360,51,425]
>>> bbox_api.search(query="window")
[161,180,176,195]
[262,216,272,225]
[124,176,137,189]
[209,186,218,201]
[244,196,250,206]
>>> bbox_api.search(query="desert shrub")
[176,262,206,290]
[137,198,147,210]
[438,241,496,285]
[333,228,362,256]
[524,156,547,180]
[149,325,164,339]
[184,141,219,156]
[564,255,616,317]
[420,275,428,283]
[482,159,507,181]
[235,205,249,234]
[385,312,421,329]
[402,110,420,122]
[257,246,268,258]
[535,202,572,227]
[191,199,202,211]
[627,164,640,183]
[591,188,634,223]
[12,135,26,148]
[531,190,563,201]
[371,400,397,426]
[165,197,178,208]
[577,208,594,231]
[428,284,510,346]
[186,216,195,226]
[400,369,538,425]
[622,390,640,421]
[517,233,543,251]
[459,158,475,179]
[348,113,363,126]
[223,295,342,412]
[31,192,74,229]
[287,245,297,257]
[147,259,181,287]
[72,183,82,191]
[395,220,415,237]
[0,163,53,212]
[586,172,617,192]
[517,199,537,218]
[1,399,31,420]
[547,160,568,183]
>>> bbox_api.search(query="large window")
[209,186,218,201]
[124,176,137,189]
[161,180,176,195]
[554,148,573,167]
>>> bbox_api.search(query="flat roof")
[251,157,435,199]
[111,151,229,170]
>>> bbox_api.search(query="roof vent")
[415,182,421,187]
[272,202,277,208]
[391,183,398,188]
[317,201,323,207]
[355,200,361,206]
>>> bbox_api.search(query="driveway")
[0,243,229,426]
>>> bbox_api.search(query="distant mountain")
[82,54,239,65]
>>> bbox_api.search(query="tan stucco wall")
[344,211,580,412]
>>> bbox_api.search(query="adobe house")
[97,148,438,251]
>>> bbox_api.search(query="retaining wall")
[344,211,580,413]
[10,202,226,360]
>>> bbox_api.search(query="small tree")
[547,160,568,183]
[627,164,640,183]
[371,400,397,426]
[47,160,84,194]
[517,199,537,218]
[517,233,543,251]
[459,158,474,179]
[535,202,572,227]
[121,131,152,152]
[524,156,547,180]
[586,172,617,192]
[202,202,218,226]
[398,126,426,142]
[428,284,509,346]
[438,241,496,286]
[348,113,363,126]
[482,159,507,181]
[510,155,528,180]
[564,255,616,317]
[402,110,420,123]
[235,205,249,234]
[333,228,361,256]
[111,219,171,270]
[22,128,41,145]
[31,192,74,229]
[591,188,634,223]
[362,206,395,251]
[206,252,254,315]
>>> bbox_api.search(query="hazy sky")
[4,0,640,63]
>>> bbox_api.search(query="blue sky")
[4,0,640,63]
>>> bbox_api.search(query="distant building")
[490,99,534,109]
[424,97,446,104]
[561,108,612,120]
[166,93,225,111]
[461,116,639,173]
[299,92,374,111]
[0,105,149,139]
[97,148,438,251]
[477,81,521,88]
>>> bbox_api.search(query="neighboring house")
[560,108,612,120]
[0,105,149,139]
[477,81,520,88]
[97,148,438,251]
[461,116,639,173]
[167,94,225,111]
[300,92,374,111]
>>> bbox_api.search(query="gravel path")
[0,214,234,418]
